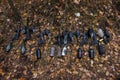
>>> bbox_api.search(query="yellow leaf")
[23,13,28,17]
[0,69,4,76]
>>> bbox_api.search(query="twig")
[7,0,22,24]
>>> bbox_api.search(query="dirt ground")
[0,0,120,80]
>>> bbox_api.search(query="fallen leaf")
[0,69,4,76]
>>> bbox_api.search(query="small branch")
[7,0,22,22]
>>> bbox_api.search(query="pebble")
[91,60,94,67]
[97,28,104,38]
[75,12,80,17]
[33,72,38,78]
[99,64,103,67]
[7,19,10,22]
[105,71,109,76]
[73,71,78,75]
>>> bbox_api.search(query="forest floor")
[0,0,120,80]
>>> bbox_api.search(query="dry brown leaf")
[19,78,26,80]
